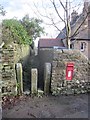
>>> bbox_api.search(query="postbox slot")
[67,65,73,66]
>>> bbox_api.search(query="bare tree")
[32,0,90,49]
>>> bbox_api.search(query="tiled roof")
[38,38,64,48]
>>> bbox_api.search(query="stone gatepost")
[16,63,23,95]
[0,49,2,93]
[44,63,51,95]
[31,69,38,95]
[0,50,2,119]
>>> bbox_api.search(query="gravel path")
[2,93,89,118]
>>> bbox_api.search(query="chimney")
[83,0,90,13]
[71,10,78,23]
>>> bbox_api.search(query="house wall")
[74,40,90,59]
[62,39,67,48]
[0,23,2,45]
[88,41,90,59]
[62,39,90,59]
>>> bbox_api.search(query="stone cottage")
[57,1,90,59]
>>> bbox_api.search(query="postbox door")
[66,69,73,80]
[66,63,74,80]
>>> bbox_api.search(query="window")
[80,42,86,51]
[70,44,74,49]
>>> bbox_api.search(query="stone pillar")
[0,49,2,120]
[0,49,2,90]
[31,69,38,95]
[0,88,2,120]
[16,63,23,95]
[44,63,51,95]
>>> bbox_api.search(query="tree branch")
[33,2,52,20]
[59,0,67,12]
[50,16,66,36]
[51,0,66,25]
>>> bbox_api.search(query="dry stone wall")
[2,47,17,96]
[14,44,30,63]
[0,49,2,95]
[51,49,90,95]
[1,44,30,96]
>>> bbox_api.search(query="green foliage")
[2,15,44,46]
[20,14,44,40]
[2,19,32,45]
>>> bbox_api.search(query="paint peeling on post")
[31,68,38,95]
[44,63,51,95]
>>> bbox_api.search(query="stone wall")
[2,47,17,96]
[51,49,90,95]
[38,48,53,89]
[14,44,30,63]
[0,49,2,94]
[1,43,30,96]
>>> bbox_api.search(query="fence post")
[44,63,51,95]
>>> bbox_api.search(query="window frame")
[80,42,86,52]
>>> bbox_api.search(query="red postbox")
[66,63,74,80]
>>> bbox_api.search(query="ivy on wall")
[2,19,32,45]
[2,15,44,47]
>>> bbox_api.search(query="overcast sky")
[0,0,84,46]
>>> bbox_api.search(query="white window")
[80,42,86,51]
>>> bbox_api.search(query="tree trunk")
[66,0,71,49]
[67,20,71,49]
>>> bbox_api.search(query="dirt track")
[2,93,89,118]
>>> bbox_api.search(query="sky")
[0,0,84,46]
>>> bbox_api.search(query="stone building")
[57,1,90,59]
